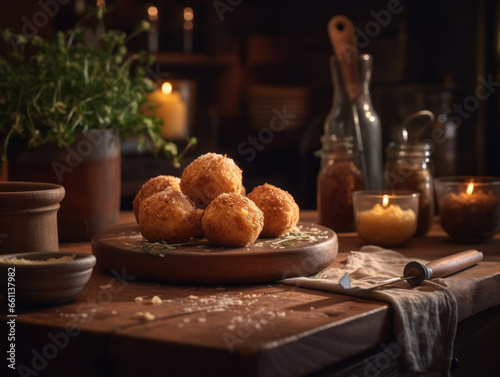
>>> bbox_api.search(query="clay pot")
[7,129,121,242]
[0,182,65,254]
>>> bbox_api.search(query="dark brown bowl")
[0,252,96,304]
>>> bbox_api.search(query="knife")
[340,249,483,290]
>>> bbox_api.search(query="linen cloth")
[280,245,458,377]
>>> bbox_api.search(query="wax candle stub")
[436,178,500,242]
[358,203,417,246]
[141,82,188,140]
[353,191,420,247]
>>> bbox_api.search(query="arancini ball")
[180,153,243,209]
[138,188,200,243]
[247,183,300,237]
[133,175,181,222]
[202,193,263,247]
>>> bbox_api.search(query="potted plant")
[0,11,195,241]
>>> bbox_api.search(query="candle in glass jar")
[440,182,499,242]
[357,195,417,246]
[143,82,188,140]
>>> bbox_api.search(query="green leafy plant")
[0,11,196,172]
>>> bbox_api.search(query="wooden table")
[2,211,500,377]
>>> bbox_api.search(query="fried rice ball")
[247,183,300,237]
[133,175,181,222]
[180,153,243,209]
[138,188,201,243]
[202,193,264,247]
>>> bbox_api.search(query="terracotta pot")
[7,129,121,242]
[0,181,65,254]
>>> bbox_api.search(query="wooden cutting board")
[91,222,338,284]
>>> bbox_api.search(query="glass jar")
[317,135,364,232]
[384,142,435,236]
[324,54,382,190]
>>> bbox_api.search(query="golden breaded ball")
[138,188,200,243]
[202,193,263,247]
[180,153,243,209]
[133,175,181,222]
[247,183,300,237]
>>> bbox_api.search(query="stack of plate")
[246,86,310,130]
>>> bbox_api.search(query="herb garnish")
[272,232,316,247]
[141,241,186,257]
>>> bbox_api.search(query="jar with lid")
[317,134,364,232]
[384,142,435,236]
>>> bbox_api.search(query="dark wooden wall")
[2,0,498,209]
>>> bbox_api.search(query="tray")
[91,222,338,284]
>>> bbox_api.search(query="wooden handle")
[427,250,483,279]
[327,15,361,101]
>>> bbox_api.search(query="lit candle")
[439,181,499,242]
[183,7,193,53]
[357,194,417,246]
[147,5,159,53]
[142,82,188,140]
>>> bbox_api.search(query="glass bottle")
[317,135,364,232]
[324,54,382,189]
[384,142,435,236]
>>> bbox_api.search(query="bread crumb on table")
[151,296,162,305]
[135,312,155,321]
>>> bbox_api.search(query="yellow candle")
[142,82,188,140]
[357,195,417,246]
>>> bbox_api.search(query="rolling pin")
[403,249,483,286]
[340,250,483,290]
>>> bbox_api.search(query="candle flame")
[147,6,158,21]
[382,195,389,208]
[183,7,194,21]
[162,82,173,95]
[466,182,474,195]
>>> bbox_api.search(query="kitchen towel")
[280,245,458,377]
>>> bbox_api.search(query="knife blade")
[340,249,483,290]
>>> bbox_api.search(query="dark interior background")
[2,0,499,209]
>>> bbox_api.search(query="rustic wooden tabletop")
[2,211,500,377]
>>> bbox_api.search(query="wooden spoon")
[327,15,361,101]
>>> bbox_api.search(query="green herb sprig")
[0,12,196,173]
[141,241,187,257]
[272,232,316,247]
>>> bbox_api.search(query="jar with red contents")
[317,135,364,232]
[384,142,435,236]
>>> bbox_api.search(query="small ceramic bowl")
[0,252,96,305]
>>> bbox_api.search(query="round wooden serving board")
[91,222,338,284]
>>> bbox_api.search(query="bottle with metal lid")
[317,134,364,232]
[323,53,382,190]
[384,142,435,236]
[326,16,383,190]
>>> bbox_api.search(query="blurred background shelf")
[2,0,499,210]
[153,52,234,66]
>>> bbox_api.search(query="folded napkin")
[280,246,458,377]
